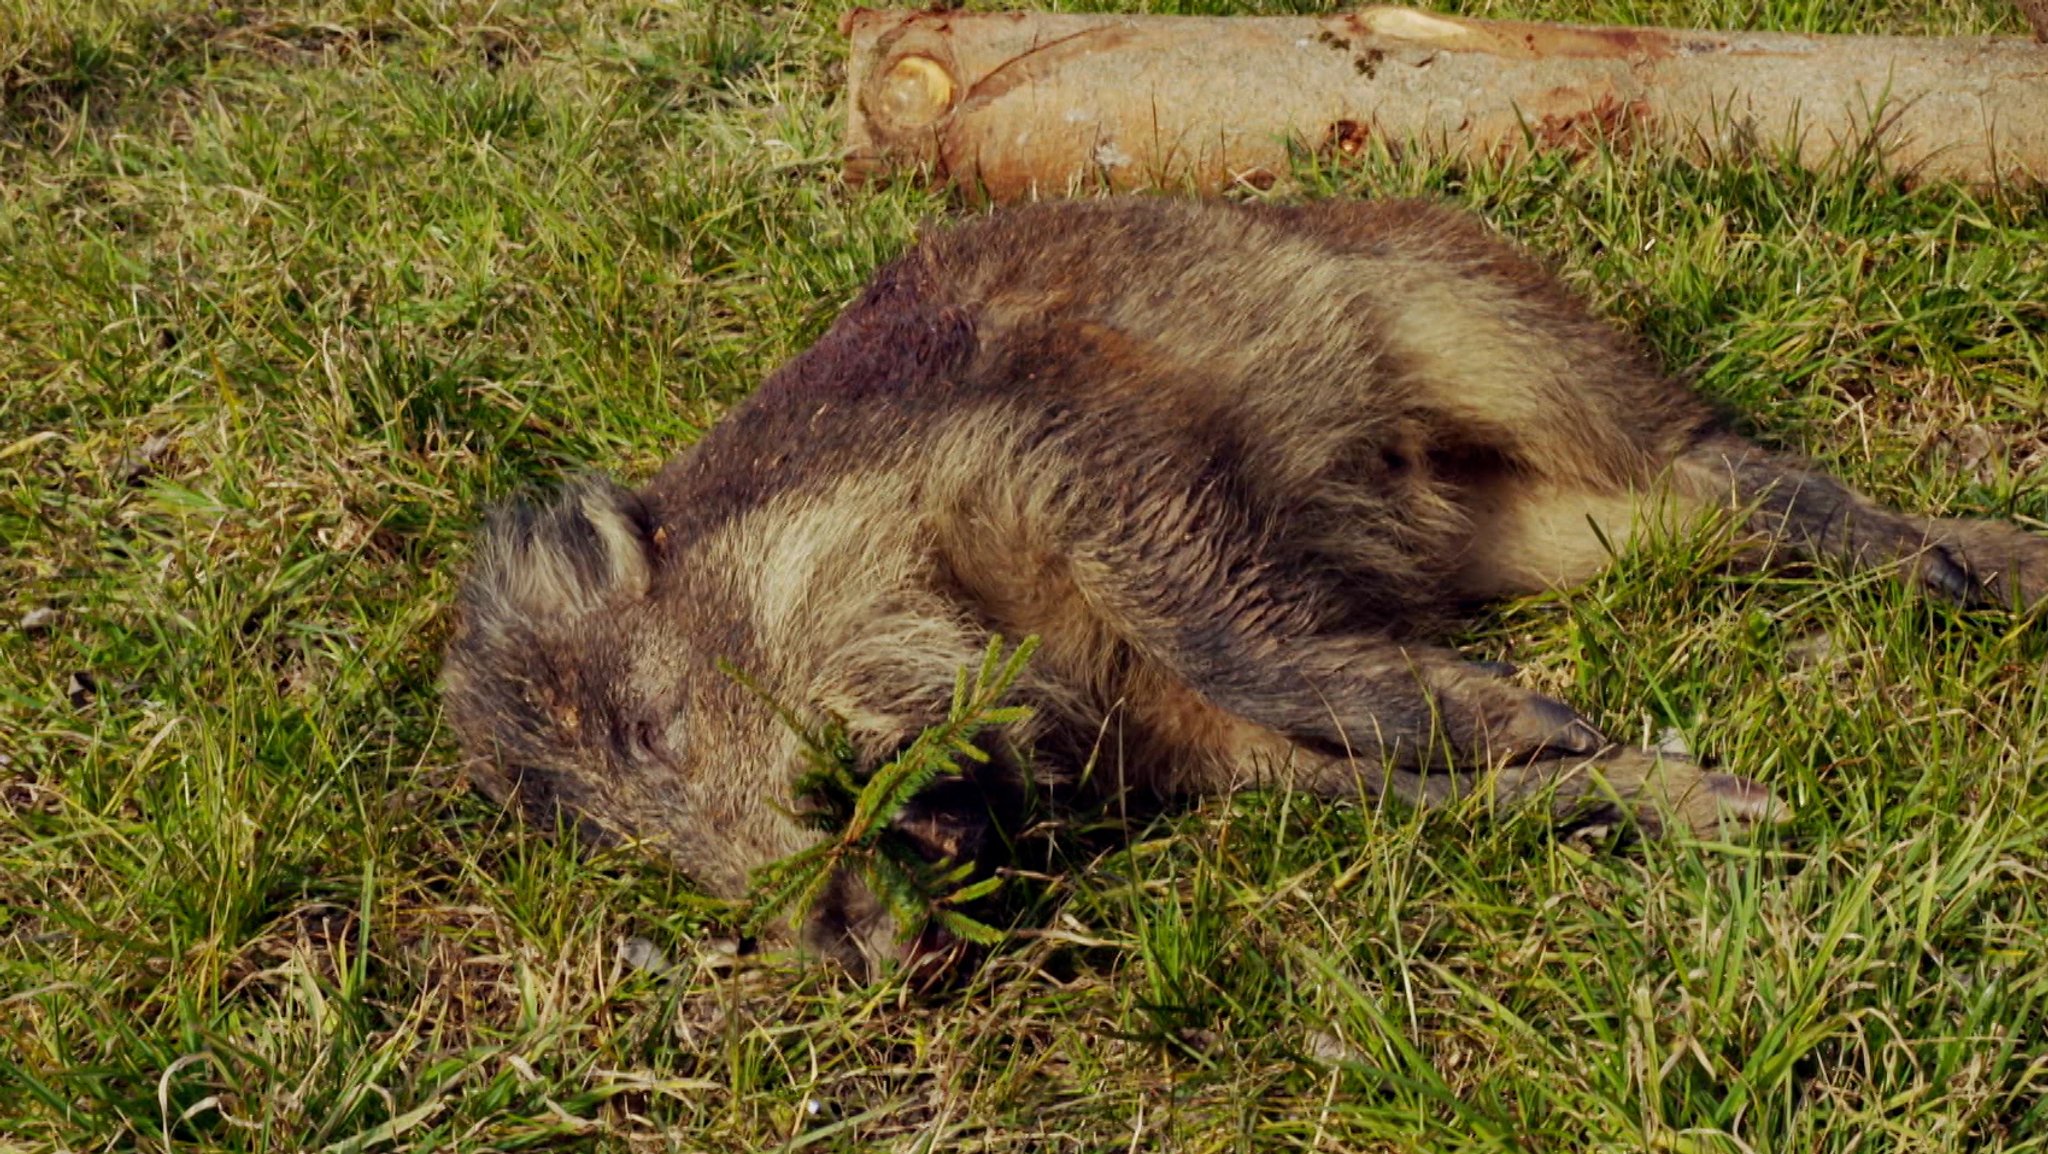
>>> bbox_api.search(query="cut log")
[840,7,2048,199]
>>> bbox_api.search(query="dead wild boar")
[441,197,2047,976]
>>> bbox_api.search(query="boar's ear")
[461,476,655,632]
[443,477,656,838]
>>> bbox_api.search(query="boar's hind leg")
[1442,433,2048,611]
[1677,434,2048,610]
[1448,474,1698,600]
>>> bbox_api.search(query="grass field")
[4,0,2048,1149]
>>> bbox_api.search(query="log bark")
[841,7,2048,199]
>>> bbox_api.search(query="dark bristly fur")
[441,198,2048,977]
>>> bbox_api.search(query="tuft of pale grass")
[3,1,2045,1150]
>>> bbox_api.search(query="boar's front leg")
[1056,469,1608,769]
[1153,630,1787,836]
[1131,650,1788,837]
[1297,742,1788,836]
[1056,474,1784,833]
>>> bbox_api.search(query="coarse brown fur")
[441,197,2048,977]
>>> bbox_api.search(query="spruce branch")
[732,636,1038,954]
